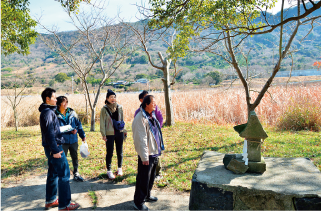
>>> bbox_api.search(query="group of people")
[39,87,164,210]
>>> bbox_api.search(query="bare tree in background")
[37,4,134,131]
[147,0,321,118]
[125,22,181,126]
[2,75,34,131]
[193,0,321,116]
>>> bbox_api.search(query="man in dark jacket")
[39,88,79,211]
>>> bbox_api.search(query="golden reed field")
[1,83,321,128]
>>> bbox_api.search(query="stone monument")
[189,111,321,210]
[223,111,267,174]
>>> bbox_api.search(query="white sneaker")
[155,175,163,181]
[117,168,123,176]
[107,171,115,179]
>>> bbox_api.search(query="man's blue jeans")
[44,145,71,209]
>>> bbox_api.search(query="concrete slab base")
[189,151,321,210]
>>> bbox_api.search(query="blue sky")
[30,0,290,32]
[29,0,146,32]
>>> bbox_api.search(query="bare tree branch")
[37,5,135,131]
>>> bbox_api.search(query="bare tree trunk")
[84,92,89,124]
[162,60,175,126]
[14,108,18,131]
[126,23,178,127]
[90,108,95,131]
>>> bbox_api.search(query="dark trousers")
[106,130,124,171]
[44,145,71,209]
[134,156,159,206]
[156,156,162,176]
[62,142,79,175]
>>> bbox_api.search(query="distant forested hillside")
[1,4,320,91]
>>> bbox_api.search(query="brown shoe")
[45,199,59,210]
[59,202,80,210]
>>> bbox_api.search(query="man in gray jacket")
[132,95,164,210]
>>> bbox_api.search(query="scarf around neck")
[107,102,117,113]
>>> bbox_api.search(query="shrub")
[55,73,70,83]
[135,73,148,80]
[204,71,222,85]
[277,101,321,132]
[2,67,13,72]
[49,79,55,86]
[77,110,90,125]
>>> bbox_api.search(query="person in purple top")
[134,91,164,180]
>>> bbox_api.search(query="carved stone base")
[247,158,266,174]
[223,154,266,174]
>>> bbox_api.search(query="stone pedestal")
[247,139,262,162]
[189,151,321,210]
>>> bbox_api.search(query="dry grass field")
[1,82,321,128]
[1,83,321,189]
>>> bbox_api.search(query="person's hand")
[102,136,107,142]
[82,137,86,142]
[71,129,77,134]
[53,151,63,158]
[142,160,149,165]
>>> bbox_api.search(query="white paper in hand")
[80,142,90,158]
[60,125,74,133]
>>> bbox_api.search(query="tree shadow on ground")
[164,142,243,170]
[1,177,189,211]
[1,157,47,179]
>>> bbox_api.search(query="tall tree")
[1,0,90,56]
[1,0,37,56]
[38,5,134,131]
[148,0,321,116]
[126,22,182,126]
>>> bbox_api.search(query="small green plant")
[277,101,321,132]
[2,67,13,72]
[88,190,98,209]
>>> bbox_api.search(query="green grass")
[1,73,12,77]
[1,123,321,191]
[88,190,97,209]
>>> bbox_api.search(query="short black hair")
[141,95,154,109]
[41,87,56,103]
[57,96,68,108]
[139,90,149,100]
